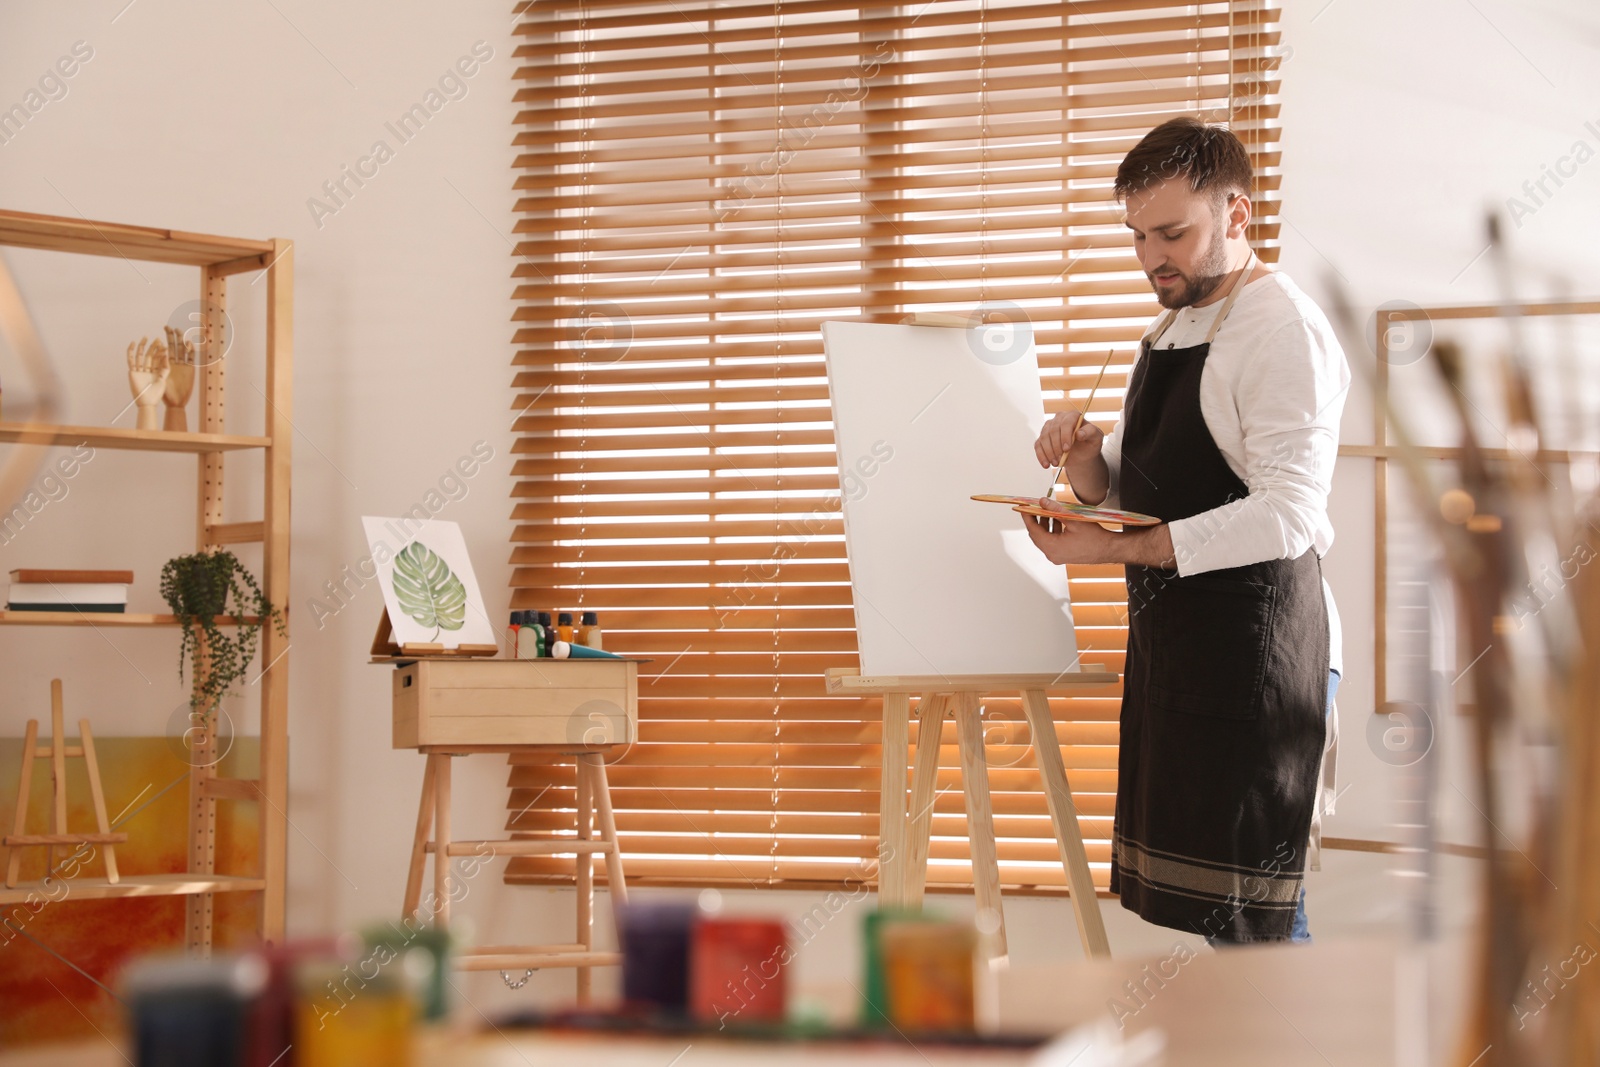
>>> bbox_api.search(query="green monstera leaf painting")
[391,540,467,639]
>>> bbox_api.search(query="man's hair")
[1113,117,1253,208]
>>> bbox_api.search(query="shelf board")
[0,873,266,905]
[0,208,275,267]
[0,611,262,627]
[0,422,270,453]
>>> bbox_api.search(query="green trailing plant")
[160,550,285,713]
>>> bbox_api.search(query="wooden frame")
[0,209,292,950]
[1353,298,1600,712]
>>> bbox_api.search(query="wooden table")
[385,656,639,1001]
[0,1031,1030,1067]
[0,935,1461,1066]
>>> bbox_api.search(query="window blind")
[506,0,1283,894]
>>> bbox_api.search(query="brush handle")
[1045,348,1113,493]
[1045,411,1086,492]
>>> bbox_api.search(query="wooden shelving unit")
[0,207,292,951]
[0,874,267,906]
[0,423,271,452]
[0,612,265,627]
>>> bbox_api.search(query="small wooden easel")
[372,609,499,660]
[4,679,127,888]
[826,668,1115,961]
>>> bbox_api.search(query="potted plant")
[160,550,285,713]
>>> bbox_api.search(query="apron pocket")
[1146,576,1277,721]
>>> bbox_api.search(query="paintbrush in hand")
[1046,347,1115,496]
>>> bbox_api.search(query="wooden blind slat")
[508,763,1120,794]
[505,785,1118,819]
[511,48,1272,103]
[504,857,1113,893]
[591,696,1126,721]
[506,810,1116,840]
[515,29,1277,89]
[512,2,1268,50]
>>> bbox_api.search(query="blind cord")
[769,0,784,888]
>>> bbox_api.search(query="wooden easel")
[826,668,1115,960]
[4,679,127,888]
[372,609,499,660]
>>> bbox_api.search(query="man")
[1022,117,1348,944]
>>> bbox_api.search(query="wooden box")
[391,659,637,749]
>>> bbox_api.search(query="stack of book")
[7,569,133,613]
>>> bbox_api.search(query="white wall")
[0,0,523,949]
[1281,0,1600,854]
[2,0,1596,1023]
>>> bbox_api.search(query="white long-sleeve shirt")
[1101,269,1350,675]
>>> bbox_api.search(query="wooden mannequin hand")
[162,326,197,431]
[126,337,170,431]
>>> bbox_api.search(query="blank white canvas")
[822,320,1080,677]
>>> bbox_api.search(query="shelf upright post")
[259,240,293,943]
[186,264,230,956]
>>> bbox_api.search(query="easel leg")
[49,682,67,880]
[433,754,453,929]
[1020,690,1110,958]
[904,693,949,910]
[5,720,39,889]
[404,755,439,921]
[576,754,594,1005]
[879,692,911,907]
[79,720,118,884]
[954,693,1007,960]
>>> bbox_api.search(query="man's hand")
[1034,408,1109,505]
[1020,497,1175,567]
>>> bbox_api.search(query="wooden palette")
[970,494,1161,527]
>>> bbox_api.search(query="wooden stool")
[4,680,127,888]
[404,743,629,1002]
[826,668,1115,961]
[383,654,639,1000]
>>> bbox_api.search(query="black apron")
[1109,259,1330,942]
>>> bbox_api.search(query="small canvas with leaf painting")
[361,517,498,651]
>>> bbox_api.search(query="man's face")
[1123,178,1236,310]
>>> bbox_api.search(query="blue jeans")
[1214,669,1340,947]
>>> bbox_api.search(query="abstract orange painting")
[0,736,261,1047]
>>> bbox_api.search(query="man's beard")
[1148,226,1230,309]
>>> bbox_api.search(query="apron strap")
[1146,250,1259,349]
[1146,308,1179,349]
[1202,250,1256,345]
